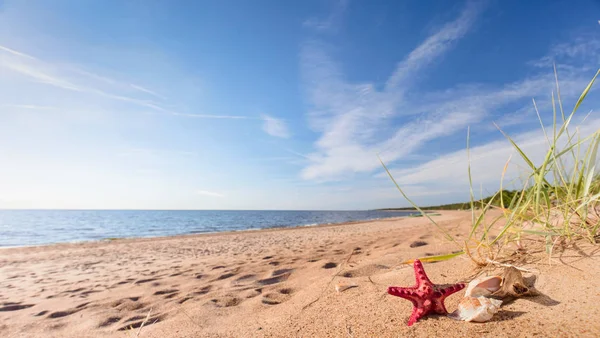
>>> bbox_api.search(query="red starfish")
[387,259,465,326]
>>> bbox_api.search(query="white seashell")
[335,281,357,293]
[448,296,503,322]
[464,275,503,297]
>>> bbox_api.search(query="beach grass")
[381,67,600,265]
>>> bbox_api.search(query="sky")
[0,0,599,210]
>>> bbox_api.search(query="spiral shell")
[464,275,503,297]
[448,296,503,322]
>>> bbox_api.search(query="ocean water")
[0,210,416,247]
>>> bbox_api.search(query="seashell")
[448,296,503,322]
[464,275,503,297]
[335,281,357,293]
[491,267,539,299]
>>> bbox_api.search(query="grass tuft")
[382,67,600,264]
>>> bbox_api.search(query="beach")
[1,210,599,338]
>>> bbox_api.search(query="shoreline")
[0,212,421,250]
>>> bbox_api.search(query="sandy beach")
[1,210,599,338]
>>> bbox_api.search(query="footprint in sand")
[341,264,390,278]
[322,262,338,269]
[48,308,81,319]
[0,302,35,312]
[243,288,262,299]
[215,273,236,281]
[115,278,135,285]
[209,295,241,308]
[234,274,257,286]
[193,285,212,296]
[153,289,179,299]
[409,241,428,248]
[278,288,294,295]
[257,269,293,286]
[111,297,145,311]
[272,269,293,276]
[261,288,294,305]
[153,289,178,296]
[117,314,164,331]
[134,278,159,285]
[98,316,121,328]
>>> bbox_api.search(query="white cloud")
[381,117,600,195]
[196,190,225,198]
[385,0,485,91]
[261,114,290,138]
[299,1,598,183]
[532,35,600,69]
[299,1,489,181]
[0,44,36,59]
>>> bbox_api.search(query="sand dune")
[1,210,599,337]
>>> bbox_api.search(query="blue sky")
[0,0,599,210]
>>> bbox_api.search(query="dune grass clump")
[381,67,600,265]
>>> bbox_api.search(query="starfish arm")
[412,259,432,286]
[431,298,449,314]
[431,283,466,314]
[387,286,420,304]
[388,260,464,326]
[438,283,466,298]
[407,306,427,326]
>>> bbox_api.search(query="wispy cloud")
[380,117,600,195]
[0,44,258,121]
[196,190,225,198]
[385,0,486,91]
[303,0,349,33]
[261,114,290,138]
[532,35,600,69]
[0,44,36,59]
[300,1,488,181]
[299,1,597,183]
[130,84,167,100]
[1,104,55,110]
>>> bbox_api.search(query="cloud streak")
[385,0,485,91]
[0,44,260,121]
[261,115,290,138]
[303,0,348,33]
[382,117,600,196]
[299,1,598,183]
[299,1,489,181]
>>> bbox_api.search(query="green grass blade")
[572,68,600,114]
[403,251,465,264]
[377,155,459,246]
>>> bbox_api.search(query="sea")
[0,209,417,247]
